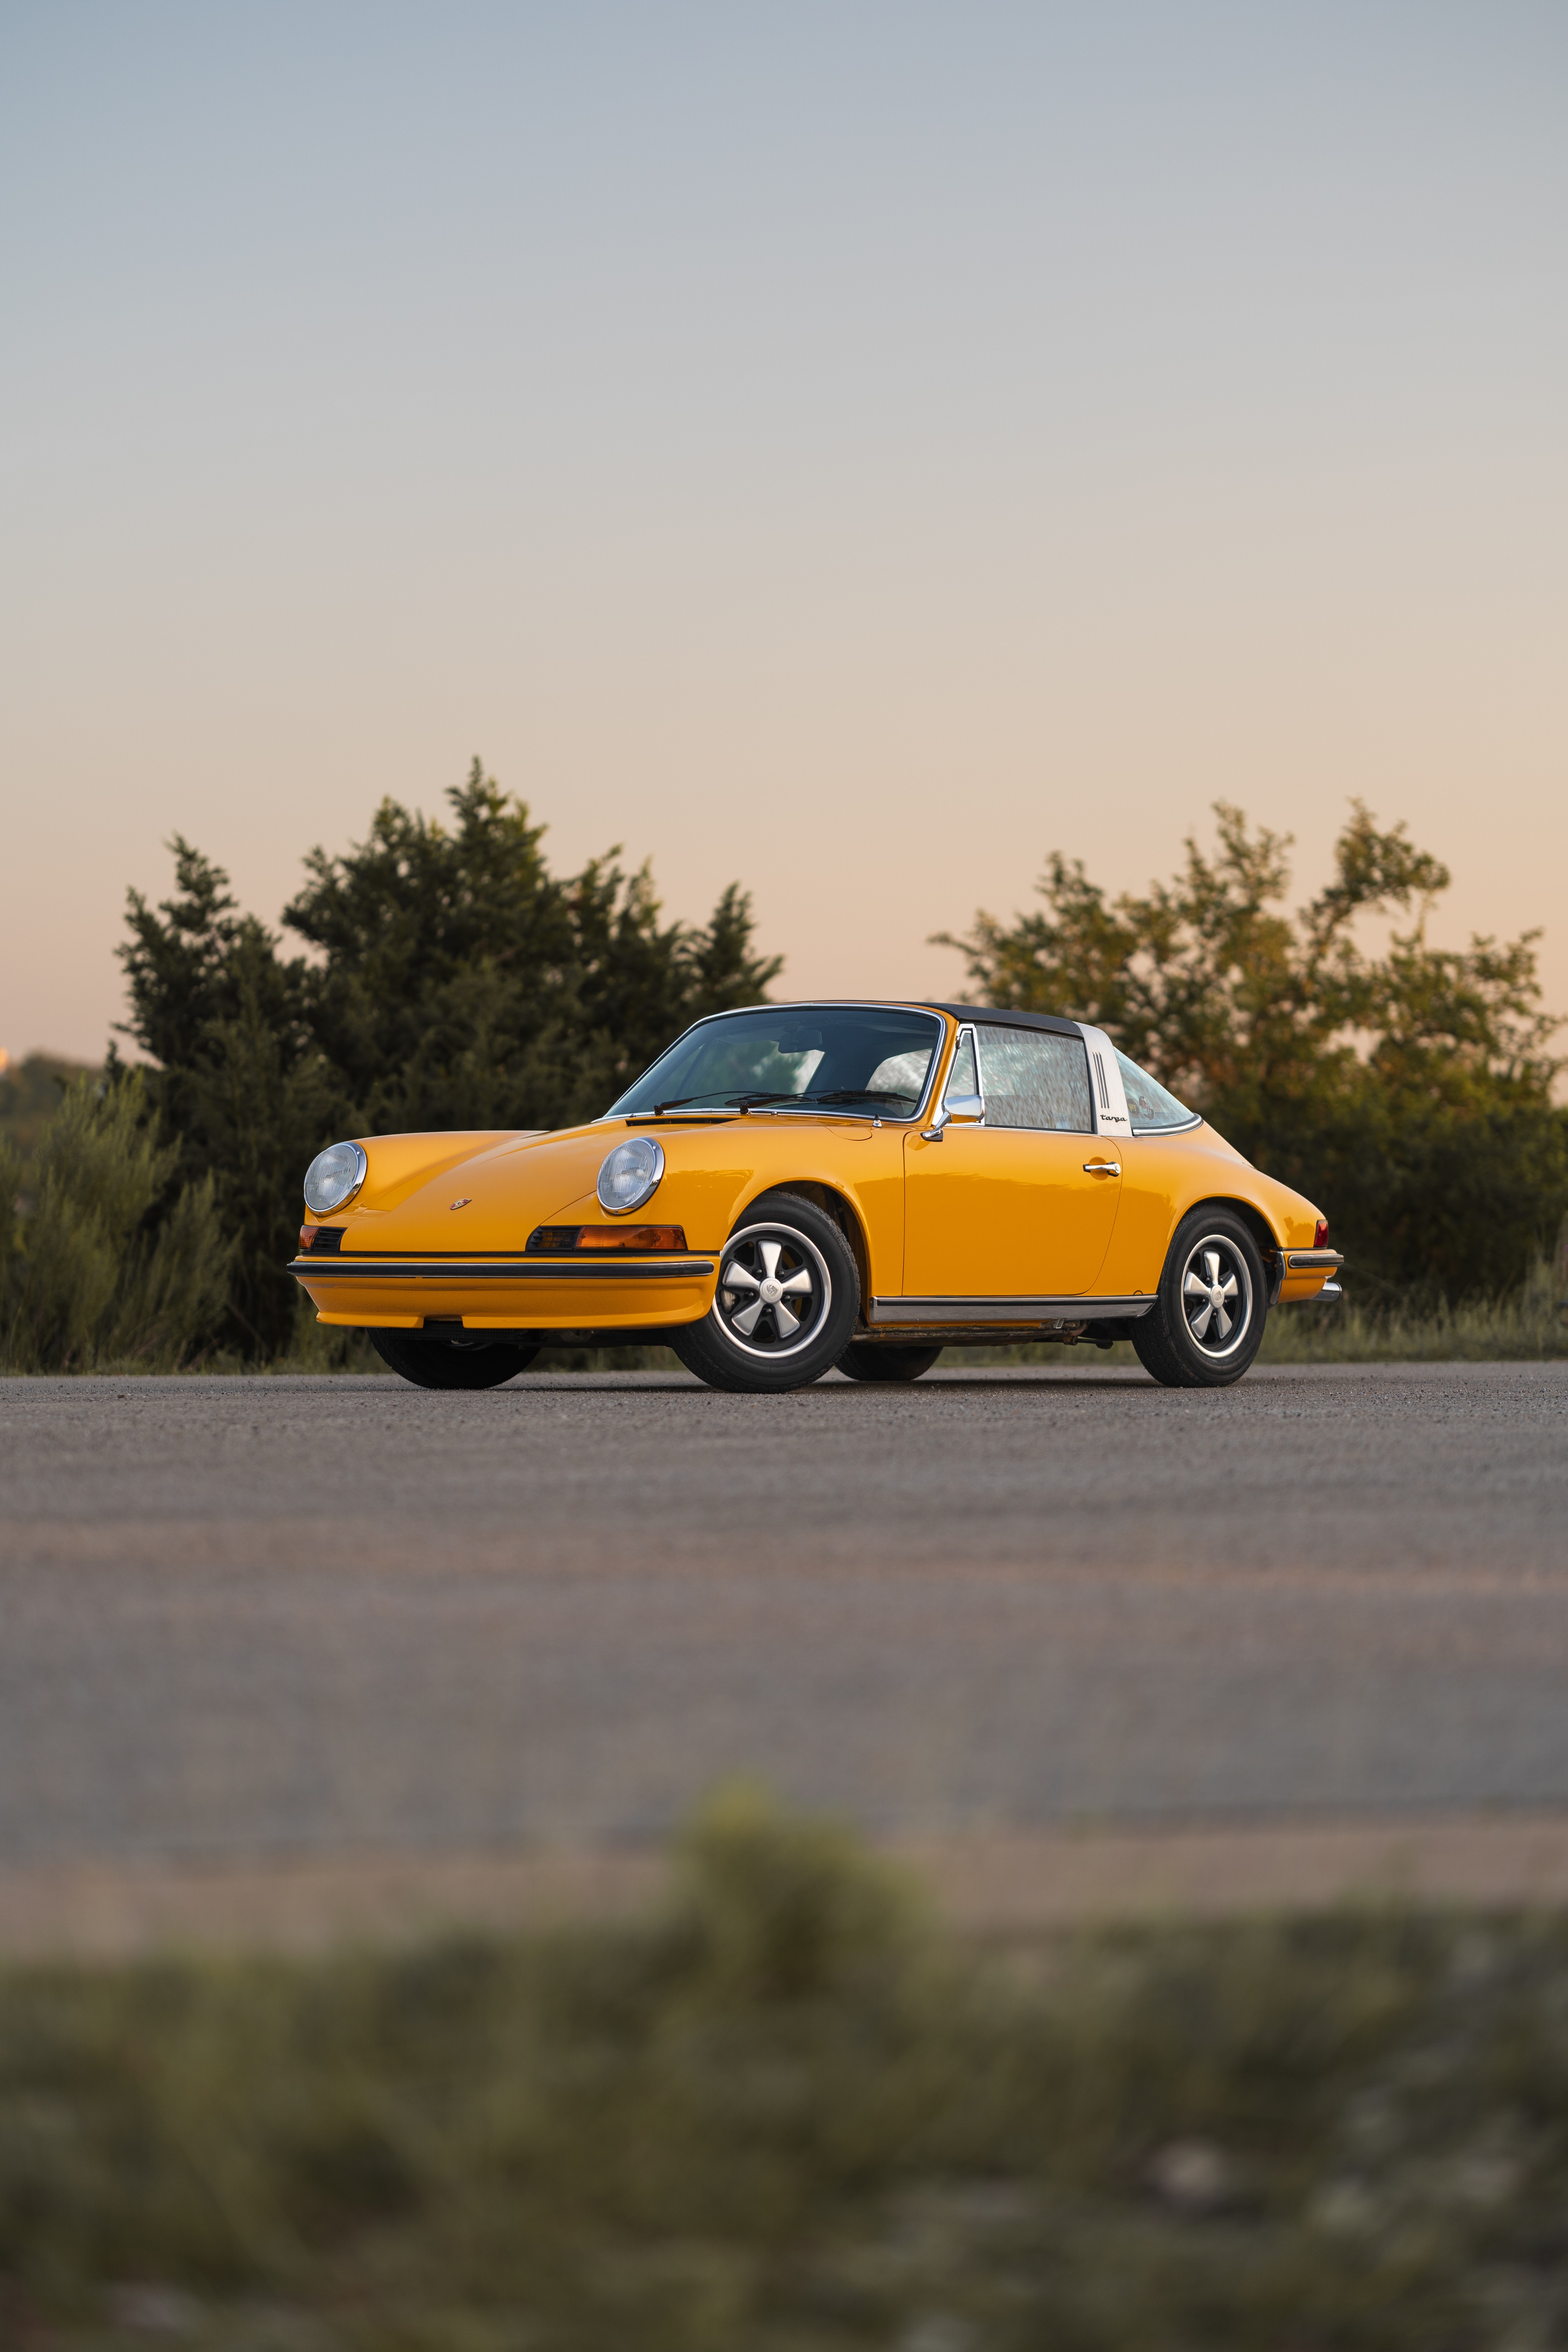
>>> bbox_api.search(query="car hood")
[328,1123,623,1253]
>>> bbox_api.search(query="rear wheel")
[367,1330,541,1389]
[1131,1209,1266,1389]
[837,1342,944,1384]
[670,1192,860,1393]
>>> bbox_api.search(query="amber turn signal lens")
[1314,1219,1330,1249]
[575,1224,686,1251]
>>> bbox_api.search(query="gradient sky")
[3,2,1565,1067]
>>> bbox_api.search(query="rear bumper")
[1270,1248,1346,1307]
[288,1255,717,1332]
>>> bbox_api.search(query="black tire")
[1131,1208,1267,1389]
[368,1330,541,1389]
[669,1191,860,1393]
[837,1342,944,1384]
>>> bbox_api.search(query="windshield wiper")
[651,1091,801,1114]
[650,1086,916,1115]
[809,1089,915,1106]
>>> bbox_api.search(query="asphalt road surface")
[2,1361,1565,1886]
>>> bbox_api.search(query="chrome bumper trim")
[869,1294,1154,1326]
[289,1258,715,1281]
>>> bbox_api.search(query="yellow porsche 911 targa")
[289,1000,1342,1392]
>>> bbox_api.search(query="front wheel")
[368,1330,541,1389]
[837,1342,944,1384]
[669,1193,860,1392]
[1131,1210,1267,1389]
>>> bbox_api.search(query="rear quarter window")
[1114,1050,1198,1132]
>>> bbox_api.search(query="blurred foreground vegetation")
[7,1800,1568,2348]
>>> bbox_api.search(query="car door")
[902,1021,1123,1298]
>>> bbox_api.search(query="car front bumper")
[288,1254,717,1333]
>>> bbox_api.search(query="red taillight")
[576,1224,687,1252]
[1314,1219,1330,1249]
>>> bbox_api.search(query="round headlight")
[596,1136,665,1214]
[303,1141,367,1217]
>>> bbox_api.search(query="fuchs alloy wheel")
[670,1192,860,1393]
[367,1330,541,1389]
[1131,1208,1267,1390]
[836,1342,944,1384]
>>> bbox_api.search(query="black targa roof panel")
[919,1003,1083,1040]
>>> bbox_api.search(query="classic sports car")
[289,1000,1342,1393]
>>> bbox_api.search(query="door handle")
[1083,1160,1122,1176]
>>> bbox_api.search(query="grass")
[7,1798,1568,2348]
[1259,1253,1568,1363]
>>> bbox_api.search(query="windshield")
[608,1006,944,1118]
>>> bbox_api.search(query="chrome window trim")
[1132,1111,1203,1136]
[938,1023,982,1121]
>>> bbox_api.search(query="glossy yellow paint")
[293,1109,913,1332]
[291,1004,1338,1336]
[904,1123,1122,1293]
[543,1115,907,1286]
[307,1262,715,1332]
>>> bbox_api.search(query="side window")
[1113,1049,1195,1132]
[976,1026,1093,1132]
[942,1028,978,1103]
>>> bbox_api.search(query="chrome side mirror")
[920,1093,983,1143]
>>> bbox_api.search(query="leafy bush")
[7,1802,1568,2346]
[0,1051,99,1163]
[938,803,1568,1299]
[0,1071,233,1371]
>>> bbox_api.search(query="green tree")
[117,761,780,1357]
[119,841,338,1356]
[937,803,1567,1298]
[281,764,779,1134]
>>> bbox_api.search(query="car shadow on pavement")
[510,1369,1158,1394]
